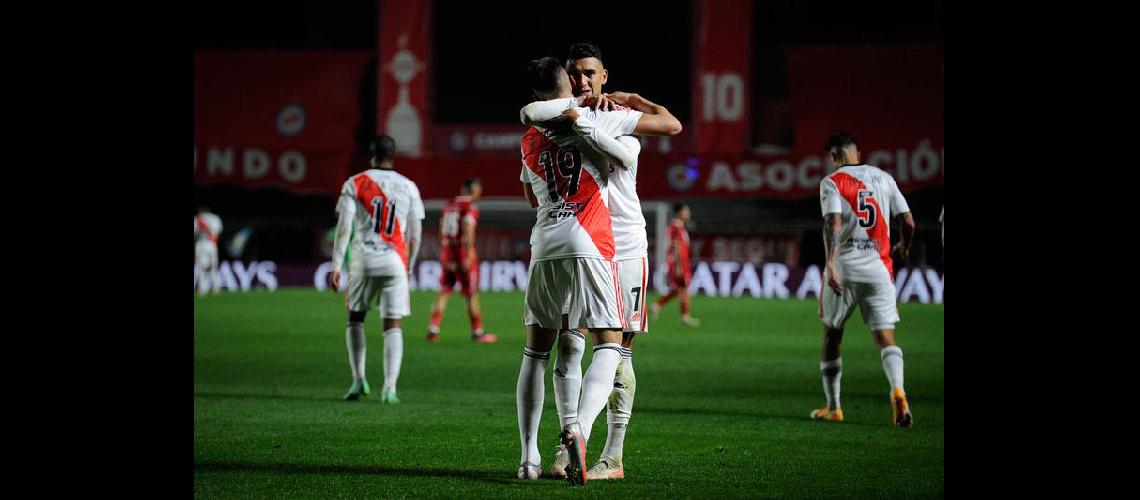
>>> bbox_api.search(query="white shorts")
[195,241,218,270]
[525,257,623,330]
[820,279,900,331]
[346,270,410,318]
[615,256,649,333]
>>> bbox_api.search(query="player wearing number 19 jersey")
[514,56,682,485]
[519,43,684,482]
[812,130,916,427]
[331,135,425,404]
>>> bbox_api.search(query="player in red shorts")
[426,178,498,343]
[650,203,700,327]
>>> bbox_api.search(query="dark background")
[194,0,944,269]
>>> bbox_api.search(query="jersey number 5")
[856,190,877,228]
[537,146,583,201]
[371,197,397,236]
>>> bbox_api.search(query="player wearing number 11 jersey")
[813,130,916,428]
[331,135,425,404]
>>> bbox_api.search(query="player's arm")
[571,109,639,169]
[892,211,916,265]
[887,178,916,262]
[522,181,538,208]
[819,178,844,294]
[671,238,684,277]
[520,97,579,125]
[606,92,682,136]
[406,216,423,275]
[823,213,844,294]
[406,188,426,275]
[331,193,355,291]
[460,217,476,270]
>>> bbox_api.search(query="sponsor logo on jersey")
[547,201,588,220]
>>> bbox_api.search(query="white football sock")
[576,343,622,445]
[880,346,905,392]
[821,358,842,410]
[602,348,635,462]
[382,327,403,392]
[517,346,550,465]
[346,321,366,381]
[553,330,585,428]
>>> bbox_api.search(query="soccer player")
[426,178,498,344]
[514,57,680,484]
[331,135,425,404]
[523,42,674,481]
[811,130,916,427]
[650,203,700,327]
[194,207,223,296]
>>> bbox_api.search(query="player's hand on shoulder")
[604,92,634,107]
[582,94,615,111]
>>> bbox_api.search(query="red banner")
[193,52,371,195]
[692,0,752,154]
[378,0,432,158]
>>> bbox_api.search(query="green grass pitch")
[195,289,944,498]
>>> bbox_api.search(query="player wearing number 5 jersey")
[331,135,425,404]
[426,178,498,344]
[812,131,916,428]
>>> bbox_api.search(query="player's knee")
[348,310,366,322]
[383,317,402,330]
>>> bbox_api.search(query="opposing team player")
[812,130,916,427]
[331,135,425,404]
[194,208,223,296]
[514,57,680,485]
[521,42,682,481]
[426,178,498,344]
[650,203,700,326]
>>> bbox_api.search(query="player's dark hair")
[371,135,397,163]
[567,42,603,64]
[462,177,481,192]
[673,203,689,215]
[823,130,858,152]
[525,57,565,97]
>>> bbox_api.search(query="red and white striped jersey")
[334,168,425,271]
[519,108,642,262]
[819,164,910,282]
[194,212,222,245]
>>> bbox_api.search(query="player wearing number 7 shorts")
[514,57,680,485]
[813,130,916,427]
[520,42,679,481]
[330,135,425,404]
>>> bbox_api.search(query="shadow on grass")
[634,406,883,427]
[194,461,522,485]
[194,392,339,402]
